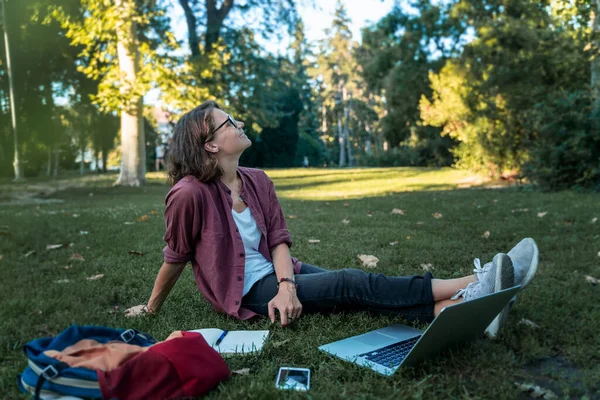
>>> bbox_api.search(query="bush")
[523,91,600,191]
[361,146,422,167]
[361,136,454,168]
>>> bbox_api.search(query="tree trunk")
[102,148,108,173]
[79,142,85,175]
[53,145,59,178]
[321,103,327,134]
[343,87,353,167]
[115,0,145,187]
[365,123,372,156]
[205,0,234,53]
[592,0,600,112]
[178,0,200,59]
[2,0,23,181]
[46,147,52,176]
[337,112,345,167]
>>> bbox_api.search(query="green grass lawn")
[1,167,599,399]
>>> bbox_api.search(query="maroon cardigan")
[163,167,302,319]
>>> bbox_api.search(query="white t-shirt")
[232,207,275,296]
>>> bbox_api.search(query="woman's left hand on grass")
[268,285,302,327]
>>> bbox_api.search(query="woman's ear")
[204,142,218,153]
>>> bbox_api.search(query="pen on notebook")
[215,330,228,347]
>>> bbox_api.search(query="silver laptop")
[319,285,521,376]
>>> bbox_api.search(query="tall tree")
[1,0,22,180]
[52,0,177,185]
[592,0,600,113]
[177,0,299,59]
[357,0,464,152]
[315,1,365,167]
[114,0,145,185]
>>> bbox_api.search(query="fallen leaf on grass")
[80,231,89,235]
[308,239,320,244]
[287,215,298,219]
[137,215,149,222]
[518,318,540,329]
[511,208,529,213]
[63,265,72,270]
[482,231,491,239]
[150,210,159,216]
[343,203,350,207]
[72,214,80,218]
[70,253,85,262]
[406,236,412,240]
[357,254,379,268]
[420,263,434,272]
[54,279,70,284]
[272,339,290,348]
[24,250,36,258]
[128,251,144,256]
[432,212,442,219]
[416,221,424,225]
[537,212,548,218]
[585,275,598,285]
[325,202,330,206]
[124,222,135,225]
[591,217,598,224]
[46,244,69,250]
[232,368,250,376]
[391,208,405,215]
[87,274,104,281]
[514,382,557,399]
[389,241,399,246]
[0,255,3,262]
[342,218,350,224]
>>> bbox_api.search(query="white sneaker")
[509,238,539,290]
[451,254,515,303]
[486,238,539,338]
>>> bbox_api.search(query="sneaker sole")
[488,239,539,337]
[512,238,539,292]
[485,253,515,338]
[495,239,540,333]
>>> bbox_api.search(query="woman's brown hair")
[167,101,223,185]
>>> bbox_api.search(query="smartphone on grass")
[275,367,311,391]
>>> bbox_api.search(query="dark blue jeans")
[241,263,435,323]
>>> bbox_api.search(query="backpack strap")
[34,361,70,400]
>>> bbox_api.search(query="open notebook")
[189,329,269,355]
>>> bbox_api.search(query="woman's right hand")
[124,304,154,317]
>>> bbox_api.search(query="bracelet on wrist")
[277,277,298,289]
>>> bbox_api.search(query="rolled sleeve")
[163,183,202,264]
[162,245,193,264]
[264,173,293,251]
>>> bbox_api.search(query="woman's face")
[204,109,251,156]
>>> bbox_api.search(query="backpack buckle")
[41,365,59,380]
[120,329,136,343]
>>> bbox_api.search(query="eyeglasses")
[212,115,238,135]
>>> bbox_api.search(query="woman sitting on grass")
[125,101,538,338]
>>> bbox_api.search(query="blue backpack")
[18,324,156,399]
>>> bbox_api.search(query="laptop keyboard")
[359,335,421,368]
